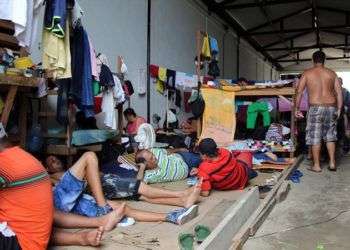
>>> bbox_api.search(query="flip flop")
[194,225,211,243]
[306,167,322,173]
[327,166,337,172]
[178,233,194,250]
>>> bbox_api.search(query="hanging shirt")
[0,147,53,250]
[144,148,189,184]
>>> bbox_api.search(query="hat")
[0,123,7,139]
[198,138,217,156]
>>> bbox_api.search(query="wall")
[31,0,276,125]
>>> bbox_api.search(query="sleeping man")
[46,152,201,226]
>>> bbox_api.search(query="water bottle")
[316,243,324,250]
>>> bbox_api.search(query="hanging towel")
[158,67,167,82]
[209,36,219,55]
[113,75,125,104]
[138,68,147,95]
[166,69,176,89]
[156,79,165,94]
[88,36,98,80]
[150,64,159,78]
[71,0,84,28]
[101,88,117,130]
[42,19,71,79]
[201,35,211,59]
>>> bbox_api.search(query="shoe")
[166,205,199,225]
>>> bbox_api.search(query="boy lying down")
[46,152,202,239]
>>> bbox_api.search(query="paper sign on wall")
[200,88,236,146]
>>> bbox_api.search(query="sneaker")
[166,205,199,225]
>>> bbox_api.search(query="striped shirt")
[144,148,189,183]
[0,146,53,250]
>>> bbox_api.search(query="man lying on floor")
[46,152,200,228]
[135,148,202,183]
[190,138,258,197]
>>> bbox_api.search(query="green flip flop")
[194,225,211,243]
[178,233,194,250]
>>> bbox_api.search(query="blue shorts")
[176,152,202,174]
[54,171,100,217]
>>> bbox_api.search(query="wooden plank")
[1,85,18,127]
[230,155,304,249]
[0,74,42,87]
[198,188,260,250]
[0,20,14,34]
[46,144,77,155]
[0,32,19,49]
[234,87,295,96]
[19,94,28,148]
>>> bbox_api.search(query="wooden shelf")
[0,74,42,87]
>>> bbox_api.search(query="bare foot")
[81,226,104,246]
[307,166,322,173]
[183,178,202,208]
[102,202,126,231]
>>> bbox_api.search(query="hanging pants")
[246,102,271,129]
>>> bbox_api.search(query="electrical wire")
[251,209,350,239]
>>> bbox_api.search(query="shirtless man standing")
[296,51,343,172]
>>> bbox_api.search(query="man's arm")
[136,163,147,180]
[167,148,188,154]
[295,74,307,112]
[334,76,343,117]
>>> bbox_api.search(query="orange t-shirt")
[0,147,54,250]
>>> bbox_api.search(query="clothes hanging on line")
[246,102,271,129]
[44,0,67,37]
[71,25,94,117]
[42,19,71,79]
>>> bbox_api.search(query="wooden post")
[1,85,18,127]
[290,91,296,158]
[19,94,28,148]
[196,30,202,138]
[117,56,124,134]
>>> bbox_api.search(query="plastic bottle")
[316,243,325,250]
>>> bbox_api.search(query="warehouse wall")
[31,0,276,124]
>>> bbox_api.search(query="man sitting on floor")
[191,138,257,197]
[135,148,202,183]
[0,124,53,250]
[46,152,200,226]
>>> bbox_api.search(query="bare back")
[304,66,337,105]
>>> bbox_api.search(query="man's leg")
[54,203,126,232]
[326,142,336,169]
[51,227,103,247]
[69,152,106,206]
[311,144,322,171]
[108,201,198,225]
[138,180,202,208]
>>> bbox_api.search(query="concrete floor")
[51,172,274,249]
[244,155,350,250]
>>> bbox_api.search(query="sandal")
[178,233,194,250]
[194,225,211,243]
[327,166,337,172]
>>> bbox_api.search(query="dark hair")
[238,77,248,83]
[135,150,147,164]
[312,51,325,64]
[123,108,136,117]
[198,138,218,157]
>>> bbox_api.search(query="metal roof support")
[247,7,311,32]
[266,43,350,51]
[277,56,350,62]
[263,31,312,48]
[201,0,282,70]
[249,24,350,35]
[225,0,305,10]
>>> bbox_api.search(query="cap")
[198,138,217,156]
